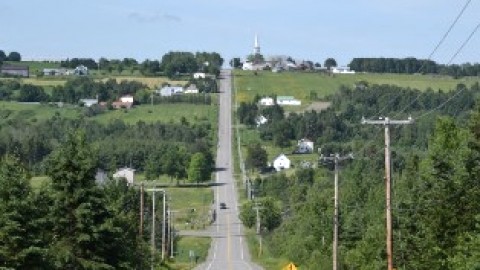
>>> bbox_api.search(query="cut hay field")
[99,76,187,89]
[233,70,480,104]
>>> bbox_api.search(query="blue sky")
[1,0,479,66]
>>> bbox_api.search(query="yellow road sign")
[282,262,297,270]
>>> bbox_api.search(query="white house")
[120,95,134,103]
[255,115,268,127]
[184,84,199,94]
[74,65,88,76]
[259,97,274,106]
[273,154,291,171]
[157,86,184,97]
[296,138,314,154]
[276,96,301,106]
[193,72,206,79]
[331,67,355,74]
[113,168,135,185]
[79,98,98,107]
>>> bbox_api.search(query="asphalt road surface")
[194,70,263,270]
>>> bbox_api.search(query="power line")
[447,21,480,65]
[376,0,473,118]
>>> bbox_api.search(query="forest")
[349,57,480,77]
[239,82,480,269]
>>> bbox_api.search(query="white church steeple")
[253,34,260,55]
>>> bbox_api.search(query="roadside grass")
[244,228,291,270]
[234,69,480,105]
[165,236,211,270]
[30,176,51,189]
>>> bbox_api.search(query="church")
[242,34,269,71]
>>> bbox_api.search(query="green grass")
[244,228,291,270]
[165,236,211,269]
[234,69,480,104]
[93,103,218,125]
[0,101,218,126]
[0,101,82,124]
[30,176,51,189]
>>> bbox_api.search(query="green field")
[233,70,480,104]
[0,101,218,125]
[168,236,211,269]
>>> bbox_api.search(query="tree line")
[0,76,217,105]
[239,82,480,269]
[59,51,223,78]
[0,115,215,181]
[0,50,22,64]
[349,57,480,77]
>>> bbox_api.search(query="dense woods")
[239,82,480,269]
[349,57,480,77]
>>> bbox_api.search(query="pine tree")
[46,131,123,269]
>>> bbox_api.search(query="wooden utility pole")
[146,188,166,269]
[253,203,264,256]
[362,116,413,270]
[320,153,353,270]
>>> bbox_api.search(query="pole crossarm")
[361,116,414,125]
[361,116,413,270]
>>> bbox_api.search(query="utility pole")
[169,210,178,258]
[362,116,413,270]
[320,153,353,270]
[253,202,264,256]
[146,188,166,269]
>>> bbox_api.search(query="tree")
[7,51,21,61]
[324,58,337,70]
[46,131,125,269]
[187,152,210,183]
[0,50,6,61]
[0,156,51,268]
[245,143,268,170]
[230,58,242,69]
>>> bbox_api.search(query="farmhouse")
[0,65,29,77]
[331,67,355,74]
[259,97,274,106]
[273,154,291,171]
[184,84,199,94]
[276,96,301,106]
[79,98,99,107]
[74,65,88,76]
[158,86,184,97]
[113,168,135,185]
[296,138,314,154]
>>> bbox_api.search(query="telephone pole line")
[146,188,167,269]
[361,116,413,270]
[320,153,353,270]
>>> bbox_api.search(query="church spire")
[253,34,260,55]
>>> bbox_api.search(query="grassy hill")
[0,101,217,125]
[233,69,480,104]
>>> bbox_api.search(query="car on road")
[219,202,227,209]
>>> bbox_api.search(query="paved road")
[194,70,263,270]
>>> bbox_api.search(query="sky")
[1,0,479,66]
